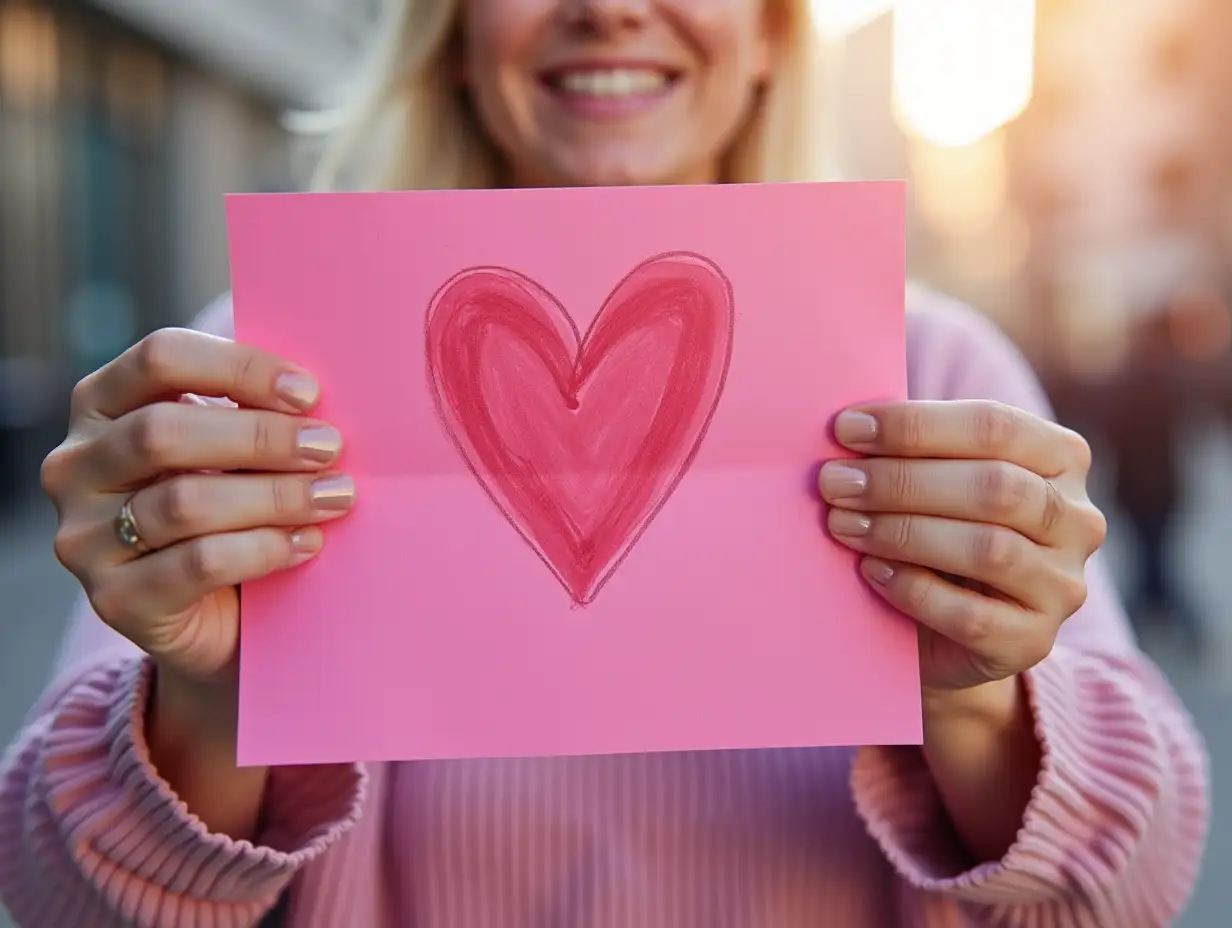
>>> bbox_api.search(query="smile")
[555,68,671,96]
[538,64,682,120]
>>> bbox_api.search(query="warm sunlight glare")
[893,0,1036,148]
[810,0,894,38]
[909,133,1008,237]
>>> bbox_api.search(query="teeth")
[557,69,668,96]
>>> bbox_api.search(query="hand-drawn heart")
[425,251,734,606]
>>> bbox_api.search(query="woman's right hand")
[41,327,356,688]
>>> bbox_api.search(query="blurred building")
[0,0,384,502]
[837,0,1232,383]
[1012,0,1231,377]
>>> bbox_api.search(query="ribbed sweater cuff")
[851,645,1208,915]
[9,656,365,926]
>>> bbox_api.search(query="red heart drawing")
[425,252,734,606]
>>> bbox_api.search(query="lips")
[539,64,682,100]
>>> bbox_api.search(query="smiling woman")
[465,0,776,185]
[316,0,825,189]
[0,1,1211,927]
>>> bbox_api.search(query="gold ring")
[114,495,150,555]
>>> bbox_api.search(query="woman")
[0,1,1209,925]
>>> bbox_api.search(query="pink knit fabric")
[0,293,1209,927]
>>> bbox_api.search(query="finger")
[125,472,356,553]
[93,527,323,630]
[857,558,1053,679]
[95,403,343,489]
[74,328,320,420]
[819,458,1070,546]
[833,401,1090,478]
[827,508,1080,614]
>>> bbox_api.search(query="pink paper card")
[227,181,919,767]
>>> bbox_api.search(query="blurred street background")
[3,0,1232,924]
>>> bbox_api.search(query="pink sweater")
[0,293,1210,927]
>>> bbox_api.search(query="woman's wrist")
[919,674,1042,863]
[148,661,242,748]
[146,661,269,841]
[921,675,1023,725]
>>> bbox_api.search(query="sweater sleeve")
[850,296,1210,925]
[0,295,366,927]
[1,646,365,927]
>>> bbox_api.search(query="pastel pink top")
[0,293,1210,927]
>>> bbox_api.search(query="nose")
[560,0,651,36]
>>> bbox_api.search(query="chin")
[535,150,694,188]
[570,169,653,188]
[565,168,690,188]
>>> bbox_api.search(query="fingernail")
[312,475,356,511]
[819,463,868,499]
[829,509,872,537]
[276,372,320,411]
[835,411,879,446]
[298,426,342,463]
[862,558,895,585]
[287,528,323,566]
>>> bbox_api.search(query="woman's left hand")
[819,400,1107,693]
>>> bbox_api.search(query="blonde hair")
[313,0,827,191]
